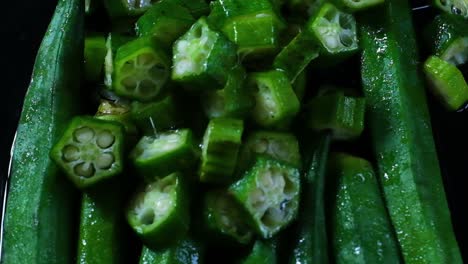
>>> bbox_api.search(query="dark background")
[0,0,466,260]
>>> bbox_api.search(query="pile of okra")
[56,0,466,262]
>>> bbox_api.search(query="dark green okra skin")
[127,172,190,250]
[139,238,204,264]
[360,0,462,262]
[289,132,330,264]
[241,239,278,264]
[84,34,107,82]
[329,153,401,264]
[2,0,83,262]
[173,0,209,18]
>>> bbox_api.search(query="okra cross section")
[113,37,170,102]
[248,70,300,128]
[50,116,124,189]
[130,129,196,181]
[203,190,253,245]
[127,172,189,249]
[200,118,244,184]
[172,17,238,88]
[229,157,301,238]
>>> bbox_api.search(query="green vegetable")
[424,56,468,110]
[50,116,125,189]
[130,129,197,181]
[95,100,139,145]
[360,0,463,262]
[328,153,401,264]
[1,0,83,262]
[331,0,384,12]
[113,37,171,102]
[289,133,330,264]
[104,33,134,89]
[84,34,106,82]
[200,118,244,184]
[103,0,156,18]
[136,0,195,48]
[172,17,238,89]
[77,183,125,264]
[291,71,307,103]
[306,90,365,140]
[173,0,209,18]
[426,14,468,66]
[241,240,278,264]
[202,190,253,245]
[229,157,300,238]
[248,70,300,128]
[139,238,204,264]
[433,0,468,20]
[127,172,190,249]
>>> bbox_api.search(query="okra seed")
[283,176,296,196]
[249,188,266,209]
[259,171,274,188]
[74,127,95,143]
[97,130,115,149]
[74,162,95,178]
[261,207,283,228]
[96,153,115,169]
[62,144,80,162]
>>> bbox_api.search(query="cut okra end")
[435,0,468,19]
[127,173,189,249]
[50,116,125,189]
[308,3,358,56]
[113,38,170,102]
[229,157,300,238]
[424,56,468,111]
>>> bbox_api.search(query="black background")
[0,0,466,260]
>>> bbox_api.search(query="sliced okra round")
[229,157,301,238]
[435,0,468,19]
[113,37,170,102]
[50,116,124,189]
[127,172,189,249]
[203,190,254,245]
[130,129,196,181]
[308,3,358,57]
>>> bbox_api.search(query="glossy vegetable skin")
[360,0,463,262]
[2,0,83,262]
[139,238,204,264]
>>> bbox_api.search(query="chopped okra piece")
[104,33,134,89]
[127,173,189,249]
[139,238,204,264]
[113,37,170,102]
[50,116,124,189]
[292,71,307,103]
[306,90,365,140]
[84,34,107,82]
[103,0,156,18]
[229,157,301,238]
[172,17,238,88]
[241,239,278,264]
[248,70,300,128]
[238,131,301,173]
[434,0,468,20]
[96,100,139,145]
[201,66,254,119]
[424,56,468,111]
[209,0,285,59]
[130,129,197,181]
[200,118,244,184]
[331,0,384,12]
[136,0,195,48]
[203,190,254,245]
[130,95,180,135]
[426,14,468,66]
[307,3,358,60]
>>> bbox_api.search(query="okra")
[130,95,180,135]
[424,56,468,111]
[50,116,125,189]
[306,90,365,140]
[136,0,195,48]
[241,240,278,264]
[248,70,300,128]
[209,0,285,58]
[96,100,139,145]
[360,0,463,262]
[434,0,468,20]
[329,153,401,264]
[139,238,204,264]
[172,17,238,89]
[289,133,330,264]
[84,34,106,82]
[103,0,156,18]
[201,66,254,119]
[104,33,134,89]
[127,172,190,249]
[130,129,197,181]
[292,71,307,103]
[173,0,209,18]
[229,157,301,238]
[331,0,384,12]
[202,190,254,245]
[200,118,244,184]
[113,37,171,102]
[426,14,468,66]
